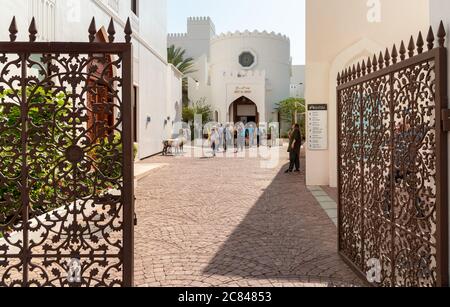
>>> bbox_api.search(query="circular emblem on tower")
[239,51,257,69]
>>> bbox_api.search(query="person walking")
[218,124,224,152]
[236,124,245,153]
[224,124,232,152]
[285,124,302,173]
[248,125,255,148]
[210,128,219,157]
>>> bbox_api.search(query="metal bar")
[20,52,29,287]
[337,89,342,253]
[435,46,449,287]
[121,44,134,288]
[359,84,365,273]
[389,69,396,287]
[0,42,130,53]
[443,109,450,132]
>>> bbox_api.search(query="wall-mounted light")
[193,79,200,88]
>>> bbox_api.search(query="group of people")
[208,124,263,157]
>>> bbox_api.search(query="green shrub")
[0,86,132,226]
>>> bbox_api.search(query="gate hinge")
[444,109,450,132]
[134,213,138,226]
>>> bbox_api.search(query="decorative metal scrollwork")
[0,16,134,287]
[337,23,448,287]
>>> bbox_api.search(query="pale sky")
[167,0,306,65]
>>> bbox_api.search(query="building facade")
[168,17,292,125]
[305,0,429,187]
[0,0,182,159]
[290,65,305,99]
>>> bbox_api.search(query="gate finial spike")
[437,20,446,47]
[29,17,37,42]
[399,40,406,61]
[361,59,366,76]
[391,44,398,64]
[427,26,435,50]
[88,17,97,43]
[125,17,133,43]
[356,62,361,78]
[108,18,116,43]
[367,56,372,73]
[351,64,356,79]
[416,31,424,54]
[337,72,341,85]
[372,54,378,71]
[9,16,18,42]
[384,48,391,67]
[408,36,415,58]
[378,51,384,69]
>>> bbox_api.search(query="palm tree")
[167,45,196,75]
[167,45,197,105]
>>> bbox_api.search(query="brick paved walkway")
[134,146,364,287]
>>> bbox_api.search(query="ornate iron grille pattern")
[0,17,134,287]
[337,23,449,287]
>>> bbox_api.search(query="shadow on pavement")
[203,161,363,287]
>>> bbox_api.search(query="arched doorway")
[87,29,115,141]
[229,96,259,124]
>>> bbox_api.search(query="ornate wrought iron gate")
[337,23,449,287]
[0,17,134,287]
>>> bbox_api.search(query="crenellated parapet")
[168,33,187,38]
[187,16,212,22]
[212,30,290,43]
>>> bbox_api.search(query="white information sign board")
[308,104,328,150]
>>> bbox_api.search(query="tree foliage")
[182,97,212,125]
[275,97,306,125]
[167,45,197,105]
[167,45,197,75]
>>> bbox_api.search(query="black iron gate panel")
[337,23,449,287]
[0,17,134,287]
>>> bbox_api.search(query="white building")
[0,0,182,159]
[168,17,292,125]
[290,65,305,99]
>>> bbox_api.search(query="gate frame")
[0,17,135,287]
[336,23,449,287]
